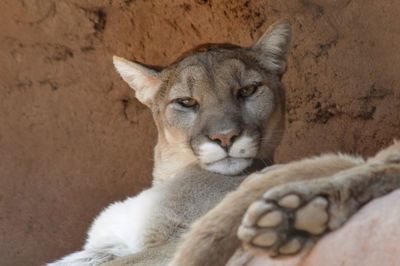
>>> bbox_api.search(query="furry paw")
[238,186,330,257]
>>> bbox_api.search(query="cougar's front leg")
[239,142,400,258]
[169,153,364,266]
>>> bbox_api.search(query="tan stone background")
[0,0,399,265]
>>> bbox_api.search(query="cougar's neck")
[152,134,198,184]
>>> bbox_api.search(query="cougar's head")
[114,20,291,181]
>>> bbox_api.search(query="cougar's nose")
[208,130,240,148]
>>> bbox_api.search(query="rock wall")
[0,0,399,265]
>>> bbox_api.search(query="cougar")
[48,20,400,266]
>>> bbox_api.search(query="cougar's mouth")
[204,157,253,175]
[195,134,260,175]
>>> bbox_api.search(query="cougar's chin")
[203,157,253,175]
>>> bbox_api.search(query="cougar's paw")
[238,185,330,257]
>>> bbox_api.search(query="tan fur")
[114,20,291,182]
[49,19,293,266]
[102,20,400,266]
[168,154,364,265]
[169,142,400,266]
[97,20,292,266]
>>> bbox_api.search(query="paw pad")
[252,230,278,247]
[277,194,301,208]
[257,210,283,227]
[295,196,328,235]
[278,237,302,255]
[239,191,330,257]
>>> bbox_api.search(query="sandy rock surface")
[1,1,399,265]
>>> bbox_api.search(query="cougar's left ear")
[113,56,162,107]
[251,19,292,74]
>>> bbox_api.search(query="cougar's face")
[156,52,283,175]
[114,20,291,178]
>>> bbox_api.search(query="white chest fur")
[85,188,163,256]
[48,188,163,266]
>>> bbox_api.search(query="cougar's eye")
[174,97,199,108]
[238,83,262,98]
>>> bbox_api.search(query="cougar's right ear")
[113,56,162,107]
